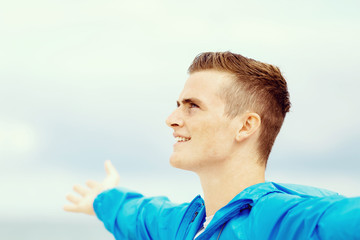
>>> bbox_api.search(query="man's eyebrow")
[176,98,204,107]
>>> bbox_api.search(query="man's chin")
[169,155,193,171]
[169,155,181,168]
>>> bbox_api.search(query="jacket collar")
[194,182,279,240]
[227,181,282,205]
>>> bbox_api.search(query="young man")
[64,52,360,239]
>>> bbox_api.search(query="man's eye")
[190,103,199,108]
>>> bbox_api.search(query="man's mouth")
[175,137,191,142]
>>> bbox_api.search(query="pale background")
[1,1,359,239]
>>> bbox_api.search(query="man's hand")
[63,160,120,215]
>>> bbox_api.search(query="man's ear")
[235,112,261,142]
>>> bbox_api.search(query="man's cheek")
[199,124,216,136]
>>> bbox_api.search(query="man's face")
[166,70,239,172]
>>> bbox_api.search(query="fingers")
[64,161,120,215]
[64,193,81,212]
[73,184,90,197]
[86,180,100,189]
[105,160,120,178]
[66,193,81,204]
[63,204,79,212]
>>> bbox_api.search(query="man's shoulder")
[270,182,340,198]
[244,183,356,239]
[239,181,344,211]
[235,182,340,205]
[250,182,345,214]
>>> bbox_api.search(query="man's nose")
[166,108,184,128]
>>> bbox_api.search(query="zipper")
[191,211,199,222]
[175,196,204,240]
[195,201,252,240]
[216,223,226,240]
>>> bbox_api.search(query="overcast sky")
[1,0,359,225]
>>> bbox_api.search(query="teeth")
[175,137,190,142]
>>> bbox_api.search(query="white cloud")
[0,121,39,161]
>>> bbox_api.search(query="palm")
[64,160,120,215]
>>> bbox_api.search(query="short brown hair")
[188,52,291,165]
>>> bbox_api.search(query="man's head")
[166,70,244,171]
[166,52,290,170]
[189,52,291,164]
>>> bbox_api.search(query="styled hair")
[188,52,291,165]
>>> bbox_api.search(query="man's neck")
[197,158,265,216]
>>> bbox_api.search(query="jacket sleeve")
[315,196,360,239]
[249,194,360,239]
[93,187,188,240]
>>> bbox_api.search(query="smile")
[175,137,191,142]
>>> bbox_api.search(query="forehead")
[179,70,234,102]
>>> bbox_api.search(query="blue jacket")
[93,182,360,239]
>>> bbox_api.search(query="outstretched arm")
[63,160,120,215]
[64,160,188,239]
